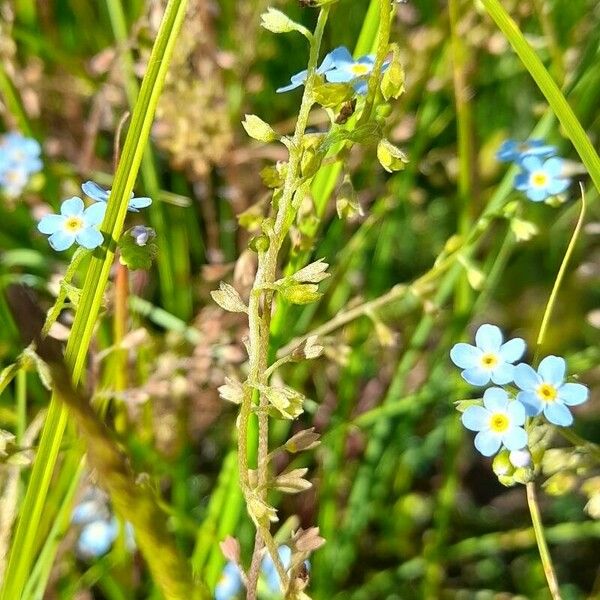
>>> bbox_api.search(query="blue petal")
[507,400,526,425]
[517,390,542,416]
[502,426,528,451]
[526,187,549,202]
[276,70,308,93]
[475,324,502,352]
[547,177,569,195]
[325,69,355,84]
[474,431,501,457]
[514,172,529,190]
[128,196,152,211]
[77,519,117,557]
[319,47,351,72]
[37,214,64,234]
[357,55,375,66]
[323,46,353,68]
[521,155,542,172]
[60,196,84,217]
[82,180,109,202]
[72,500,105,525]
[48,230,75,251]
[538,355,565,385]
[352,80,369,95]
[461,405,490,432]
[544,402,573,427]
[461,367,490,386]
[544,157,563,176]
[76,227,103,249]
[215,561,242,600]
[558,382,588,406]
[482,387,509,413]
[499,338,526,363]
[84,202,107,225]
[490,363,514,385]
[449,343,480,369]
[513,363,540,391]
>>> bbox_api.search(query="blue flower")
[0,132,43,196]
[496,139,556,163]
[82,180,152,212]
[215,561,243,600]
[71,499,109,525]
[37,197,106,251]
[0,132,42,174]
[76,517,118,558]
[277,46,356,93]
[514,355,589,426]
[130,225,156,246]
[0,166,29,198]
[323,47,387,94]
[450,324,526,386]
[514,155,570,202]
[461,387,527,456]
[262,545,292,593]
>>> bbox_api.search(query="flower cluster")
[451,324,589,459]
[496,138,571,203]
[215,545,308,599]
[71,488,135,559]
[277,46,387,95]
[37,180,152,251]
[0,132,43,197]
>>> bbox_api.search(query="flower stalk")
[238,7,330,598]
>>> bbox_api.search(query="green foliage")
[0,0,599,599]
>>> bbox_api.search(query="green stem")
[526,482,562,600]
[105,0,181,317]
[535,191,586,354]
[239,8,330,598]
[15,369,26,444]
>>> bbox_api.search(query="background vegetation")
[0,0,599,598]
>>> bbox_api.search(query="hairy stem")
[238,8,330,598]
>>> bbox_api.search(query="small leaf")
[242,114,278,143]
[377,139,409,173]
[211,282,248,313]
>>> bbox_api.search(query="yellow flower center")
[489,413,509,433]
[517,143,531,152]
[64,216,84,232]
[5,171,21,183]
[536,383,557,403]
[351,63,371,76]
[530,171,548,187]
[480,352,498,370]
